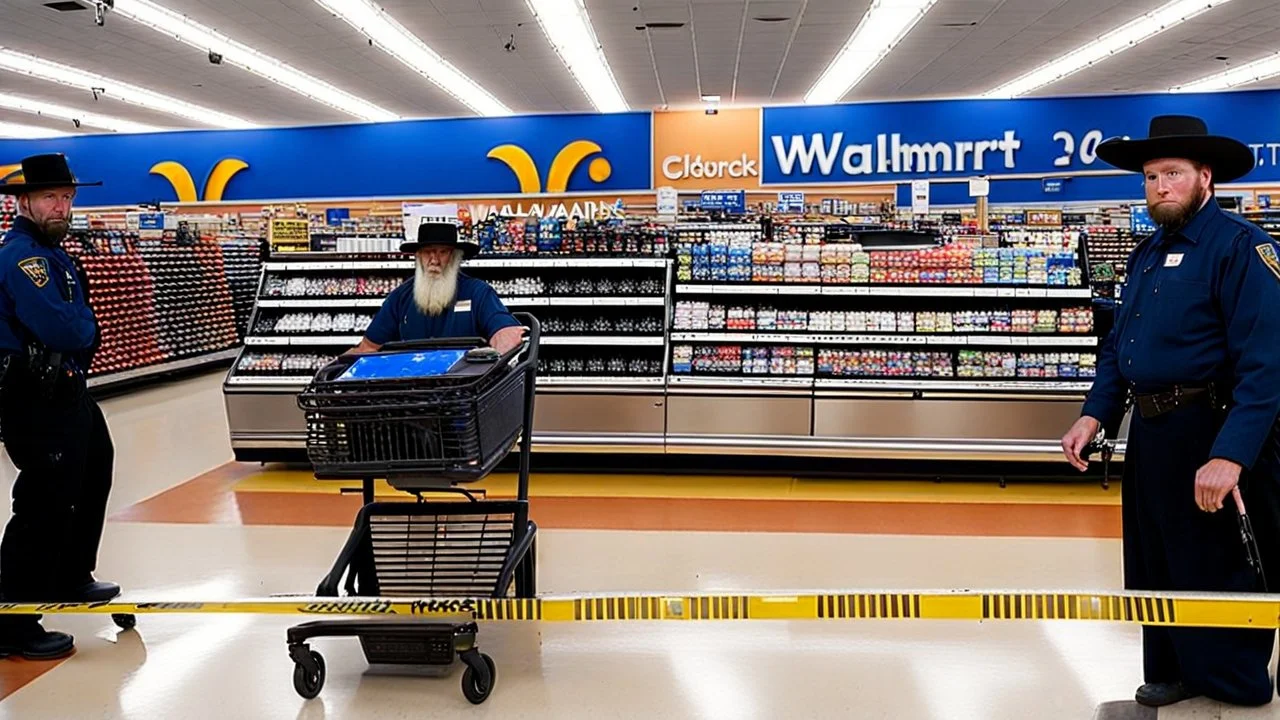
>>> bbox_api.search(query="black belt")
[1132,383,1223,419]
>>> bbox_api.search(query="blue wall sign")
[763,89,1280,186]
[0,112,653,206]
[896,174,1144,207]
[777,191,805,212]
[1260,194,1272,209]
[137,212,165,230]
[1131,205,1157,234]
[325,208,350,226]
[700,190,746,213]
[1041,178,1064,194]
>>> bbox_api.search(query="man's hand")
[490,326,525,354]
[1195,458,1242,512]
[1062,416,1101,472]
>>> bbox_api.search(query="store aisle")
[0,375,1271,718]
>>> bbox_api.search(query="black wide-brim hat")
[0,153,102,195]
[1095,114,1256,183]
[400,220,480,259]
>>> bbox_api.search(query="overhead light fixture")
[1171,51,1280,92]
[525,0,629,113]
[312,0,509,116]
[111,0,398,122]
[701,94,721,103]
[804,0,939,105]
[984,0,1234,98]
[0,48,252,128]
[0,91,164,133]
[0,120,72,139]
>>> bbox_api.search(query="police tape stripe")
[2,591,1276,629]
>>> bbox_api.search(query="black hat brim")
[0,179,103,196]
[1095,134,1256,183]
[399,240,480,259]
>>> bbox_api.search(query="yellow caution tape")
[4,590,1280,629]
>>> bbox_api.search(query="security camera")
[208,50,223,65]
[503,34,516,53]
[91,0,114,27]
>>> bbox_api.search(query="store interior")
[5,0,1280,717]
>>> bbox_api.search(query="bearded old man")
[1061,116,1280,708]
[354,220,523,354]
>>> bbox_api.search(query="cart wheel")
[460,652,496,705]
[112,614,136,631]
[292,651,326,700]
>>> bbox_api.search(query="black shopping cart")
[285,313,540,705]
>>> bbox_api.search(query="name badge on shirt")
[1164,253,1184,267]
[455,300,472,312]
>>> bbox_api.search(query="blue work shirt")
[1082,199,1280,469]
[365,273,518,345]
[0,216,96,366]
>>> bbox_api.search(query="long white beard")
[414,254,461,316]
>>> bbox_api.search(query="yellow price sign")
[270,218,310,252]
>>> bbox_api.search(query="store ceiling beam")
[1171,50,1280,93]
[110,0,398,123]
[525,0,629,113]
[982,0,1235,99]
[0,119,77,139]
[0,91,164,135]
[0,47,253,130]
[803,0,940,105]
[311,0,510,117]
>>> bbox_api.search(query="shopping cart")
[285,313,540,705]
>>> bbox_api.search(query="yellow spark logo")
[487,140,613,194]
[149,158,249,202]
[0,164,23,186]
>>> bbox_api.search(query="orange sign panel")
[652,108,761,191]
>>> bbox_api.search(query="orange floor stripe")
[0,654,72,702]
[112,463,1121,538]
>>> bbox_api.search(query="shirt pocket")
[1155,278,1213,339]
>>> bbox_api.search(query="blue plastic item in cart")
[337,349,468,381]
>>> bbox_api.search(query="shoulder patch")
[17,257,49,288]
[1256,243,1280,282]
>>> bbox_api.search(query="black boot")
[0,619,74,660]
[1135,682,1198,707]
[61,576,120,602]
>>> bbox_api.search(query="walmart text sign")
[0,112,652,206]
[762,89,1280,185]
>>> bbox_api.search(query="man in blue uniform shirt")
[0,154,120,660]
[353,220,523,353]
[1062,116,1280,708]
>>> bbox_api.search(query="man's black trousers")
[1123,399,1280,706]
[0,379,113,627]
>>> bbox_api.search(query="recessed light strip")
[1171,51,1280,92]
[112,0,398,122]
[0,92,164,134]
[0,48,252,129]
[804,0,939,105]
[0,120,73,139]
[525,0,628,113]
[984,0,1234,98]
[313,0,509,116]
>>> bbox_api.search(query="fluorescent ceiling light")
[525,0,628,113]
[0,120,71,139]
[0,92,164,134]
[1171,51,1280,92]
[804,0,939,105]
[984,0,1234,98]
[0,48,252,129]
[112,0,398,122]
[313,0,509,116]
[701,95,721,103]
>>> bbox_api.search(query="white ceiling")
[2,0,1280,135]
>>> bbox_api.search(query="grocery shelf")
[541,336,666,346]
[226,375,313,386]
[265,260,410,271]
[539,376,665,386]
[502,296,666,307]
[814,378,1094,392]
[466,258,669,269]
[668,375,815,388]
[88,347,241,391]
[676,284,1092,298]
[245,335,363,346]
[671,332,1098,347]
[257,298,386,308]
